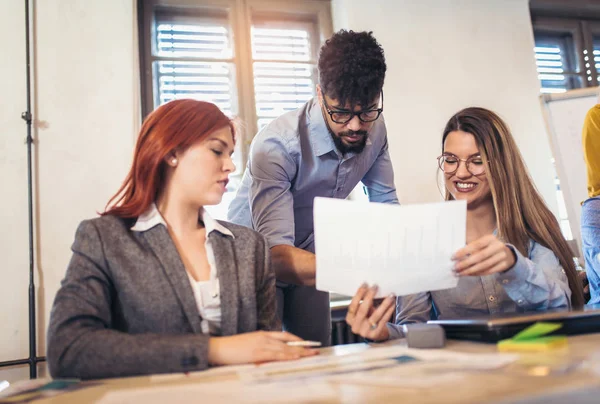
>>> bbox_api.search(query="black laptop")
[428,305,600,342]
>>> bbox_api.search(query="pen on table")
[286,341,322,347]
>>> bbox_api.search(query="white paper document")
[325,347,518,389]
[98,344,518,403]
[237,344,517,385]
[314,198,466,297]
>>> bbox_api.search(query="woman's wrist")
[207,337,223,365]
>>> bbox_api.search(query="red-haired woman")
[47,100,317,380]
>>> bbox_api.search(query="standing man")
[228,30,398,345]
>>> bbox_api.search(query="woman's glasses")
[437,154,486,176]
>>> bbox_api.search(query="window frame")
[584,21,600,83]
[532,17,588,90]
[138,0,332,170]
[531,14,600,89]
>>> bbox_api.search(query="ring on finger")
[369,321,378,330]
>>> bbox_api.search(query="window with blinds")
[535,44,568,93]
[140,1,331,219]
[153,13,237,116]
[531,17,600,92]
[150,14,319,130]
[534,35,580,93]
[251,24,317,129]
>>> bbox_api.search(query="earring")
[171,158,178,165]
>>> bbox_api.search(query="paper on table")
[314,198,466,297]
[238,344,518,384]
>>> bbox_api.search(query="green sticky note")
[497,335,568,352]
[512,322,563,341]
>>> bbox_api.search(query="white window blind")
[534,42,569,94]
[143,2,331,220]
[154,14,238,117]
[251,25,317,129]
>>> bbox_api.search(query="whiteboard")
[541,87,598,255]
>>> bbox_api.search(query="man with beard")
[228,30,398,346]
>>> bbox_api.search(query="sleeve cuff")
[265,236,295,249]
[496,244,532,306]
[385,323,405,340]
[496,244,531,284]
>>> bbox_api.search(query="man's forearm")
[270,245,316,286]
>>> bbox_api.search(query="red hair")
[103,99,234,218]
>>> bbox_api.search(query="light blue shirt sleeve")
[361,135,399,204]
[497,242,572,310]
[386,292,433,340]
[246,131,297,248]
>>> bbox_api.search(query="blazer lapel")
[141,226,204,334]
[210,232,239,336]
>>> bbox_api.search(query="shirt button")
[489,295,495,302]
[502,279,509,285]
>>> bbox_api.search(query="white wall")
[1,0,30,384]
[1,0,138,383]
[333,0,559,214]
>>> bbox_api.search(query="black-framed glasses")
[321,91,384,124]
[437,154,486,176]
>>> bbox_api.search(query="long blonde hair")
[441,107,584,308]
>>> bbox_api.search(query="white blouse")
[131,203,234,335]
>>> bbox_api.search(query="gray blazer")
[47,215,279,380]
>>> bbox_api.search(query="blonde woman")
[346,107,584,341]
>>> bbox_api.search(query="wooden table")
[32,333,600,403]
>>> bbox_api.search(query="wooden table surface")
[30,333,600,403]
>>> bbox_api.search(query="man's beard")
[329,129,368,155]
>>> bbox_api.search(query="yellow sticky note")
[497,322,567,352]
[497,336,568,352]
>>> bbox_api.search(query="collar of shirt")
[131,203,234,238]
[307,97,373,158]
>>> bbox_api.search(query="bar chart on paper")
[314,198,466,298]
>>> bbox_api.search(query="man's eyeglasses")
[437,154,486,176]
[321,91,384,124]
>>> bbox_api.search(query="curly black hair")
[318,30,386,108]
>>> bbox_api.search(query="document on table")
[314,198,466,298]
[99,344,519,403]
[237,344,518,385]
[326,346,519,389]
